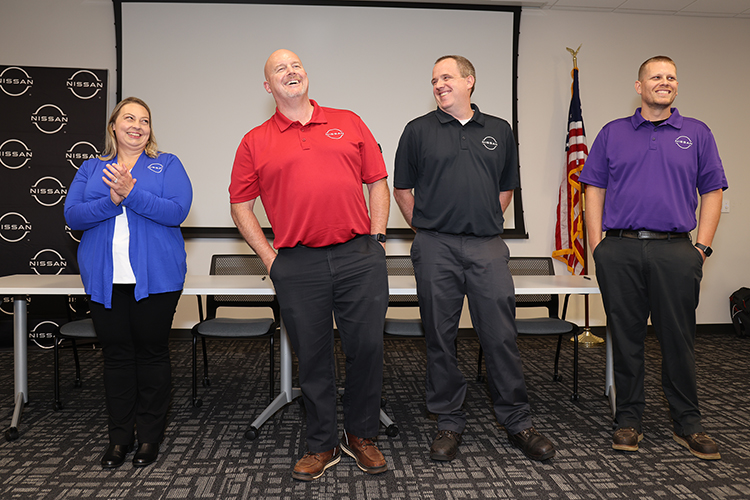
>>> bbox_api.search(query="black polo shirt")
[394,104,519,236]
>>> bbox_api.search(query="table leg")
[6,297,28,441]
[604,326,616,418]
[246,319,301,439]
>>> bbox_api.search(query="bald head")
[264,49,301,81]
[263,49,309,103]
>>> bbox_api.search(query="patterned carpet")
[1,329,749,499]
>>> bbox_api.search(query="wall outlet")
[722,199,730,213]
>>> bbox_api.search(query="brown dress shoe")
[673,432,721,460]
[341,431,387,474]
[429,430,462,461]
[508,427,555,461]
[612,427,644,452]
[292,446,341,481]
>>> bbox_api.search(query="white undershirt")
[112,208,136,284]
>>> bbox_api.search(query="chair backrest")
[205,254,279,320]
[386,255,419,308]
[507,257,559,318]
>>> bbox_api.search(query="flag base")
[570,327,604,347]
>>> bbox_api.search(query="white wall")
[2,1,748,329]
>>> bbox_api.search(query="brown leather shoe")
[429,430,462,461]
[673,432,721,460]
[291,446,341,481]
[508,427,555,461]
[341,431,387,474]
[612,427,644,452]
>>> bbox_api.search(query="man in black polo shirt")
[393,55,555,462]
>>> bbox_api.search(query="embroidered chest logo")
[675,136,693,150]
[326,129,344,140]
[147,163,164,173]
[482,136,498,151]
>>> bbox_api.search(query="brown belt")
[606,229,689,240]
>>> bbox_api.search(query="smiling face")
[431,57,474,120]
[635,60,678,114]
[263,49,309,102]
[112,102,151,155]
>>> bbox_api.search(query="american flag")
[552,67,587,275]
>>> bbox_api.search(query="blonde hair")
[638,56,676,81]
[100,97,158,161]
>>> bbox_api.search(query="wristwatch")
[695,243,712,257]
[372,233,387,243]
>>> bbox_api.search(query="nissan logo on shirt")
[675,136,693,150]
[482,136,498,150]
[326,129,344,140]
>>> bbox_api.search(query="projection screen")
[117,1,525,237]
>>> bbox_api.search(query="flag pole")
[567,45,603,347]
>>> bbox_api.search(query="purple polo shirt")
[580,108,728,232]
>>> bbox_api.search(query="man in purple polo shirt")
[580,55,728,460]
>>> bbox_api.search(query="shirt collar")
[436,103,485,126]
[272,99,328,131]
[631,107,683,129]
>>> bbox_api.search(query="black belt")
[607,229,689,240]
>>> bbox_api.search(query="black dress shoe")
[429,430,462,461]
[101,443,134,469]
[507,427,555,461]
[132,443,159,467]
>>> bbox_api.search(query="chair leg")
[201,336,210,387]
[72,339,82,387]
[553,336,563,382]
[53,337,62,411]
[192,334,202,407]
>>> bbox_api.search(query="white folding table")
[1,273,608,442]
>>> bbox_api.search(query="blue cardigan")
[64,152,193,308]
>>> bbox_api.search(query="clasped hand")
[102,162,137,205]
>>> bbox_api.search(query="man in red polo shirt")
[230,49,390,481]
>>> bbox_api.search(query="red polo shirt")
[230,100,387,248]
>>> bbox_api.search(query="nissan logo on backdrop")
[31,104,69,134]
[0,139,33,169]
[0,212,32,243]
[67,69,104,100]
[29,320,59,349]
[29,248,67,275]
[0,66,33,96]
[30,176,67,206]
[66,141,99,169]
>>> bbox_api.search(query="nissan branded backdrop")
[0,65,108,347]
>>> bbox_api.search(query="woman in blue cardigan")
[64,97,192,469]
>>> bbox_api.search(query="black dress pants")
[89,285,181,445]
[594,236,704,435]
[270,235,388,453]
[411,230,533,435]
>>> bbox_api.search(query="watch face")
[697,243,712,256]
